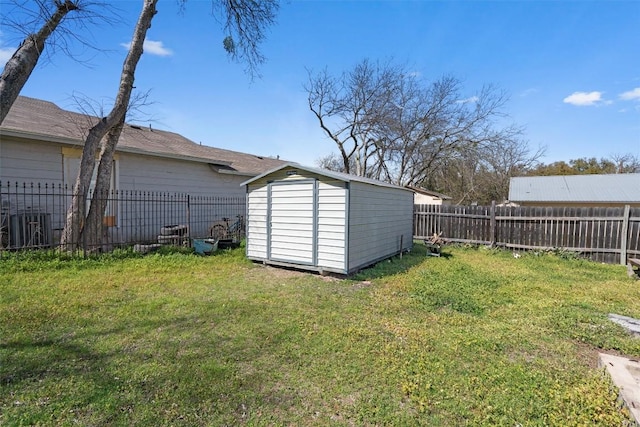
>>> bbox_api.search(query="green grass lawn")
[1,245,639,426]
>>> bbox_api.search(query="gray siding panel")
[246,184,268,259]
[268,181,315,264]
[0,139,64,184]
[316,180,346,271]
[348,182,413,272]
[119,153,246,196]
[1,139,247,197]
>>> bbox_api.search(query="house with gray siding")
[242,163,414,275]
[0,96,285,246]
[0,96,284,193]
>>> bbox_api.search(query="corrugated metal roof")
[242,163,413,192]
[0,96,286,176]
[509,174,640,202]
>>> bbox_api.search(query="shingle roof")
[509,174,640,203]
[0,96,286,176]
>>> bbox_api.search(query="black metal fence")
[1,182,245,253]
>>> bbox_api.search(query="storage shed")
[241,163,414,275]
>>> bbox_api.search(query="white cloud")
[519,88,539,97]
[563,91,604,106]
[457,96,479,104]
[619,87,640,101]
[121,39,173,57]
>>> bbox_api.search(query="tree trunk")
[83,122,123,249]
[60,0,158,251]
[0,1,79,125]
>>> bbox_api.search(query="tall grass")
[1,245,638,425]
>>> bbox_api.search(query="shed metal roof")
[0,96,285,176]
[509,174,640,203]
[241,163,413,192]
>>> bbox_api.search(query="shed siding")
[246,183,268,259]
[244,165,413,274]
[348,182,413,271]
[316,180,347,271]
[269,181,315,264]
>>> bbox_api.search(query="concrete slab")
[609,314,640,336]
[599,353,640,426]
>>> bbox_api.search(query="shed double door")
[268,180,316,265]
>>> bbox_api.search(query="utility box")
[242,163,413,275]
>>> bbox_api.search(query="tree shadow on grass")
[0,308,313,425]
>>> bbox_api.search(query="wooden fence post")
[620,204,630,265]
[490,201,496,247]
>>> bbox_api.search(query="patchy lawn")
[1,245,639,426]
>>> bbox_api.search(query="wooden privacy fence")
[414,203,640,265]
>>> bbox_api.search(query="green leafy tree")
[527,154,639,177]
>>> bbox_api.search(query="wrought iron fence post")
[186,194,191,244]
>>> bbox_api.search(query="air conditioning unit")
[8,211,52,248]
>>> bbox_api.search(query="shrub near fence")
[0,182,245,253]
[414,203,640,264]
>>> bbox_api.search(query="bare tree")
[61,0,279,250]
[0,0,115,125]
[427,137,544,205]
[60,0,157,250]
[306,59,533,190]
[1,1,79,124]
[608,153,640,173]
[306,59,400,178]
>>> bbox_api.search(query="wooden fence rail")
[413,203,640,265]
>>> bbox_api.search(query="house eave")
[1,128,255,173]
[0,127,83,147]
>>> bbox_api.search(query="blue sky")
[1,0,639,167]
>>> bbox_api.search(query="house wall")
[0,137,65,184]
[1,135,249,245]
[413,193,450,205]
[1,136,247,196]
[118,153,246,196]
[348,182,413,272]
